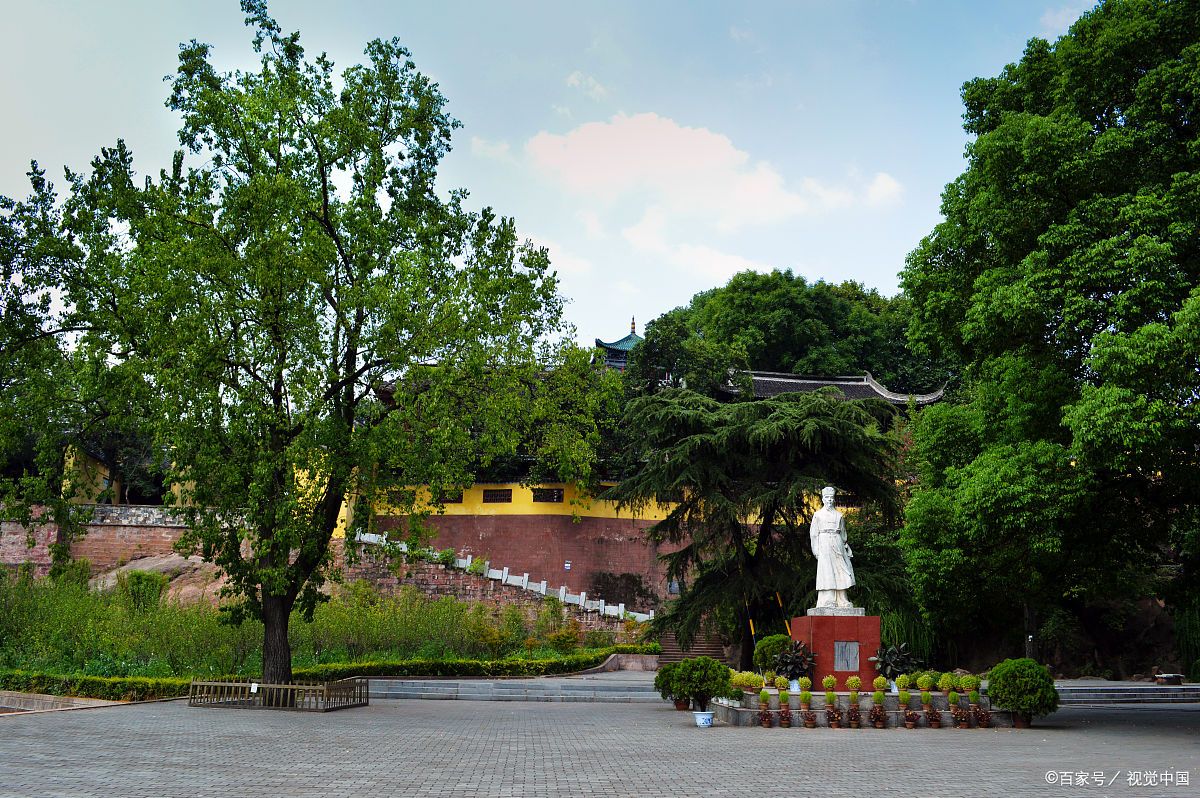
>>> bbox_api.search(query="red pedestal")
[790,614,880,690]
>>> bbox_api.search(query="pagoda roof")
[742,371,944,406]
[594,332,643,352]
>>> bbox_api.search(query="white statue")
[809,486,855,608]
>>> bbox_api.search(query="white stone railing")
[354,532,654,623]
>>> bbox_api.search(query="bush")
[437,548,456,567]
[774,641,816,681]
[845,675,862,691]
[822,674,837,690]
[675,656,731,712]
[654,662,681,701]
[466,557,487,576]
[938,672,957,692]
[0,670,189,701]
[116,571,168,614]
[986,658,1059,723]
[51,558,91,588]
[753,634,793,672]
[582,629,615,649]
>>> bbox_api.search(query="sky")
[0,0,1097,345]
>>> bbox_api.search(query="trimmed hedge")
[294,644,660,681]
[0,670,190,701]
[0,644,660,700]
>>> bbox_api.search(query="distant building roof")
[596,317,643,370]
[741,371,944,406]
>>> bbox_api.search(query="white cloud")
[865,172,903,206]
[551,104,573,119]
[1040,2,1093,37]
[470,136,515,163]
[576,209,606,239]
[729,26,754,44]
[621,207,773,282]
[526,112,895,233]
[565,71,609,101]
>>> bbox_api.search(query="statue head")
[821,486,836,509]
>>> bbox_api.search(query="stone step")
[369,678,660,703]
[1054,684,1200,704]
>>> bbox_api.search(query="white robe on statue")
[809,507,855,591]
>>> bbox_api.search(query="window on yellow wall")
[482,489,512,503]
[436,489,463,504]
[531,488,564,503]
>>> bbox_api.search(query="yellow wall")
[62,447,116,504]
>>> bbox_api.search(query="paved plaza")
[1,697,1197,797]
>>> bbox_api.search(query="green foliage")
[969,689,981,704]
[824,690,836,705]
[466,557,488,576]
[894,673,912,690]
[626,271,950,397]
[774,641,817,681]
[613,387,899,659]
[986,658,1060,720]
[674,656,732,713]
[822,674,837,690]
[436,549,457,567]
[938,673,958,692]
[799,690,812,705]
[916,674,934,691]
[873,675,888,690]
[754,634,792,672]
[51,558,91,588]
[901,0,1200,667]
[1,1,568,686]
[759,688,770,704]
[870,643,923,680]
[115,571,168,615]
[845,675,862,691]
[778,688,789,702]
[797,676,812,691]
[654,662,681,701]
[0,670,190,701]
[773,676,788,690]
[872,690,885,705]
[920,690,931,704]
[898,689,911,705]
[959,674,980,692]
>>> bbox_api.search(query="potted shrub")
[764,670,778,686]
[802,709,817,728]
[743,671,765,693]
[920,690,932,712]
[968,689,981,708]
[903,706,919,729]
[778,688,791,711]
[759,707,773,728]
[986,657,1059,728]
[871,690,886,728]
[916,673,934,696]
[759,688,770,710]
[779,705,793,728]
[938,672,957,694]
[822,674,838,692]
[775,641,818,691]
[947,689,960,709]
[675,656,732,728]
[824,689,837,709]
[926,706,942,729]
[873,675,888,692]
[895,673,912,692]
[847,702,861,729]
[928,671,943,692]
[973,705,992,728]
[799,689,813,711]
[826,703,844,728]
[898,689,911,710]
[753,634,793,674]
[950,703,970,729]
[868,643,923,684]
[655,663,689,711]
[774,676,789,691]
[845,675,862,704]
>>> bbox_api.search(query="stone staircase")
[657,631,730,665]
[1055,683,1200,705]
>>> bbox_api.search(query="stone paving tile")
[0,699,1197,797]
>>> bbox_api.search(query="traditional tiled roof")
[742,371,944,406]
[594,332,643,353]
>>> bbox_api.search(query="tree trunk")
[262,594,294,705]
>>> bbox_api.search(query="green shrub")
[938,672,957,692]
[51,558,91,588]
[916,674,933,691]
[898,689,911,705]
[800,690,812,704]
[873,675,887,690]
[654,662,680,701]
[437,548,457,567]
[582,629,615,649]
[959,674,980,692]
[759,688,770,704]
[986,658,1059,723]
[753,634,792,672]
[675,656,732,712]
[822,674,837,690]
[773,676,788,690]
[824,690,836,705]
[545,627,579,655]
[0,669,189,701]
[797,676,812,691]
[466,557,487,576]
[872,690,885,705]
[116,571,168,614]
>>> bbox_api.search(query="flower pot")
[804,721,816,728]
[800,702,811,711]
[692,711,714,728]
[921,703,932,712]
[673,699,690,711]
[829,721,839,729]
[849,721,860,729]
[904,721,915,729]
[780,719,791,728]
[1013,713,1031,729]
[873,721,884,729]
[761,718,772,728]
[929,720,941,729]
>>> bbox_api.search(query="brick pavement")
[0,700,1196,797]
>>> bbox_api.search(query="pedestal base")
[806,606,865,616]
[791,614,880,690]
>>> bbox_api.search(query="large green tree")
[901,0,1200,671]
[5,2,565,683]
[610,388,899,667]
[626,269,951,398]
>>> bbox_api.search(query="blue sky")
[0,0,1096,344]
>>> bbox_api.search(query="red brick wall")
[0,522,55,576]
[378,514,674,603]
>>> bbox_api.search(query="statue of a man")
[810,486,855,608]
